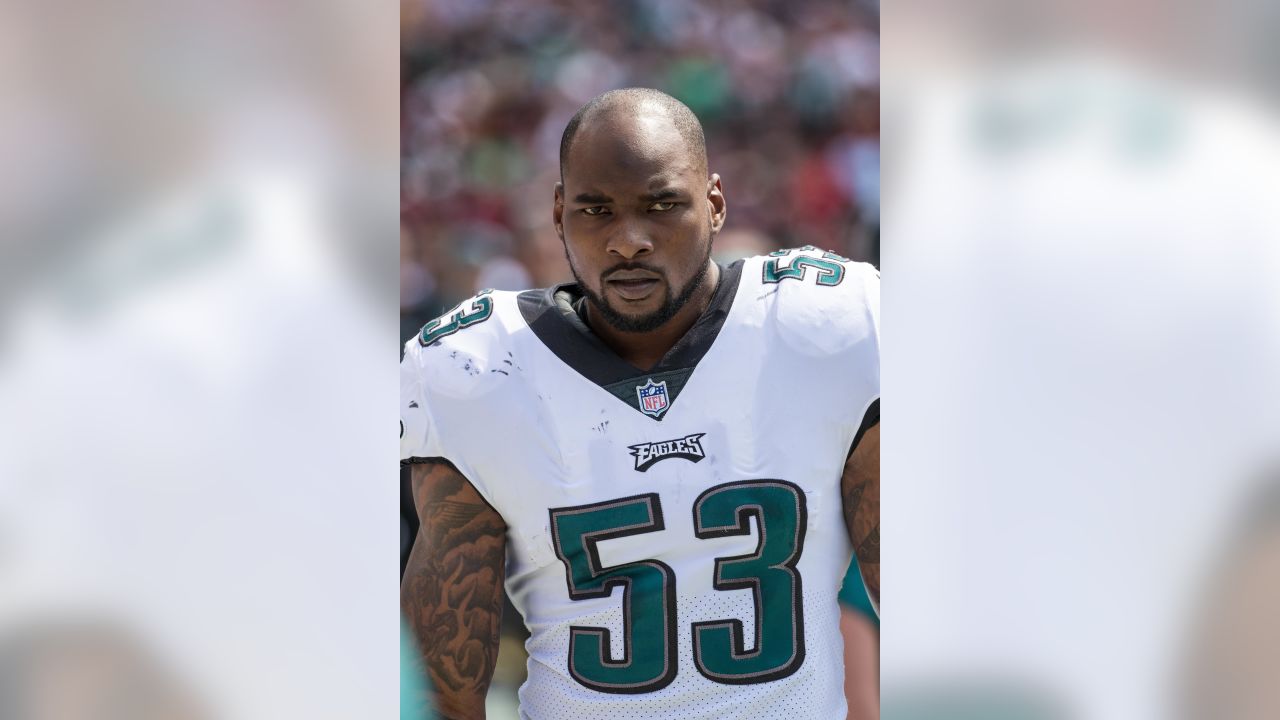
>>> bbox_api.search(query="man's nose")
[606,219,654,260]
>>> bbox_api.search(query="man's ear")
[707,173,727,234]
[553,182,565,241]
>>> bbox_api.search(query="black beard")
[569,244,714,334]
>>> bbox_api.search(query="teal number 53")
[548,480,808,693]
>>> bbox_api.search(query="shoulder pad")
[752,246,880,357]
[403,289,521,401]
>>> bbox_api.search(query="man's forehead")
[564,146,701,193]
[567,172,695,201]
[565,168,699,196]
[565,111,702,185]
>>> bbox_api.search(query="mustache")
[601,262,666,282]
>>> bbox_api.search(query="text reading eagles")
[628,433,708,472]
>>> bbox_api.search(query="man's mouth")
[606,273,661,301]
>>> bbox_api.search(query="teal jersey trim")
[401,619,437,719]
[838,559,879,626]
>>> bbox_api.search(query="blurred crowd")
[400,0,880,340]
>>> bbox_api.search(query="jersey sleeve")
[762,248,880,443]
[851,262,880,397]
[835,261,880,429]
[768,250,879,374]
[400,338,438,463]
[398,308,505,517]
[820,259,879,461]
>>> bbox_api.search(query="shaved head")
[559,88,707,181]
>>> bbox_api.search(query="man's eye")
[581,206,609,216]
[650,201,677,212]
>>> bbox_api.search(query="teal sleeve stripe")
[838,560,879,626]
[401,619,437,720]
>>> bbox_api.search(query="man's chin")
[597,303,674,333]
[604,313,664,333]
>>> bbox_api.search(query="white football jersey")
[401,247,880,719]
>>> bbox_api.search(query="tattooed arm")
[841,423,880,614]
[401,459,507,720]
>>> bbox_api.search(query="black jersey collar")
[517,260,744,420]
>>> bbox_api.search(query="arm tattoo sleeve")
[842,424,880,610]
[401,460,507,720]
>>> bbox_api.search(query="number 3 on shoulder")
[418,289,494,346]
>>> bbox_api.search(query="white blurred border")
[0,1,398,717]
[884,1,1280,718]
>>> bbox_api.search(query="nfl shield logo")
[636,378,670,419]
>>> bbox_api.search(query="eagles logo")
[627,433,707,472]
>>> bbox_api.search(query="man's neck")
[586,262,721,372]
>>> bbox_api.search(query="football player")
[401,88,879,719]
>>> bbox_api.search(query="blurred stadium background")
[399,1,881,717]
[399,0,881,339]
